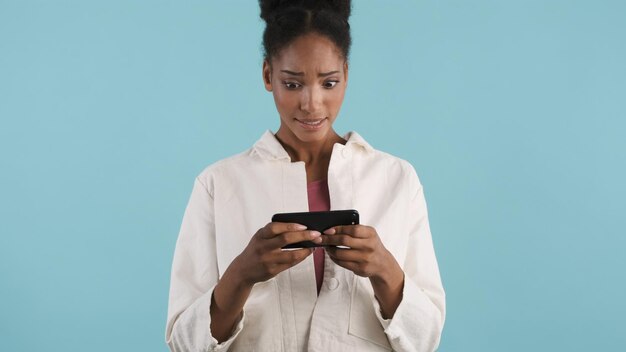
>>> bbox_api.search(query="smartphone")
[271,209,359,249]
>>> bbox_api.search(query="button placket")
[327,277,339,290]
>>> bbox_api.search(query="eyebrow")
[280,70,340,77]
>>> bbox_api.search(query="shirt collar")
[252,129,374,161]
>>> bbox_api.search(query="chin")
[292,123,330,142]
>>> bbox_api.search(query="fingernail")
[324,228,336,235]
[311,231,321,237]
[294,224,307,230]
[312,237,323,244]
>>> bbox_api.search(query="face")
[263,32,348,144]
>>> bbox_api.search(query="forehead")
[272,33,344,72]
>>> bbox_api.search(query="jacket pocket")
[348,277,393,351]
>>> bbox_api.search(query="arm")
[209,263,253,343]
[373,167,446,352]
[165,176,321,350]
[323,228,405,318]
[165,177,244,351]
[322,165,446,352]
[369,256,405,319]
[211,222,321,342]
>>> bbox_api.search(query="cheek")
[326,88,346,112]
[273,90,299,113]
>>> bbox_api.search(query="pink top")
[307,178,330,295]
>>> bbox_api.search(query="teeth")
[300,119,323,125]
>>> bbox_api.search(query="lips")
[295,117,326,130]
[297,119,324,125]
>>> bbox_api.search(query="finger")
[323,225,373,239]
[320,234,361,248]
[269,230,322,248]
[262,222,308,239]
[327,257,364,276]
[326,247,364,263]
[273,247,314,265]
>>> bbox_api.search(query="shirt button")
[327,278,339,290]
[342,148,351,158]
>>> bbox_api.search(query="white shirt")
[165,129,446,352]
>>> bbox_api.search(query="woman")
[165,1,445,351]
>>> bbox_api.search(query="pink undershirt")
[307,178,330,295]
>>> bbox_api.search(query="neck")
[274,127,346,164]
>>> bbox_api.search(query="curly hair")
[259,0,352,61]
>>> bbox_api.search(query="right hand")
[232,222,322,285]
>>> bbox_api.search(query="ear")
[343,60,349,88]
[262,60,273,92]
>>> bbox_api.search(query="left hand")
[320,225,401,282]
[321,224,405,319]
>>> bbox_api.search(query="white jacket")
[165,129,446,352]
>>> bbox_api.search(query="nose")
[300,86,322,114]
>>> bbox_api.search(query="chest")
[212,154,411,277]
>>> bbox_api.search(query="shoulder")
[347,132,421,190]
[375,149,423,193]
[193,147,257,196]
[188,128,285,197]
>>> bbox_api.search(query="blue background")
[1,1,624,351]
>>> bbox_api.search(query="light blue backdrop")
[1,1,624,351]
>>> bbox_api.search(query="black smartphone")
[271,209,359,249]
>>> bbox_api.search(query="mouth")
[295,117,327,130]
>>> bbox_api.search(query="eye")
[323,80,339,89]
[283,81,301,90]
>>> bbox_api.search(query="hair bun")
[259,0,352,60]
[259,0,351,23]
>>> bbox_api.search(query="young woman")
[165,1,445,351]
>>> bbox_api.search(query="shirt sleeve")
[165,176,244,352]
[372,165,446,352]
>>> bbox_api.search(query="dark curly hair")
[259,0,352,62]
